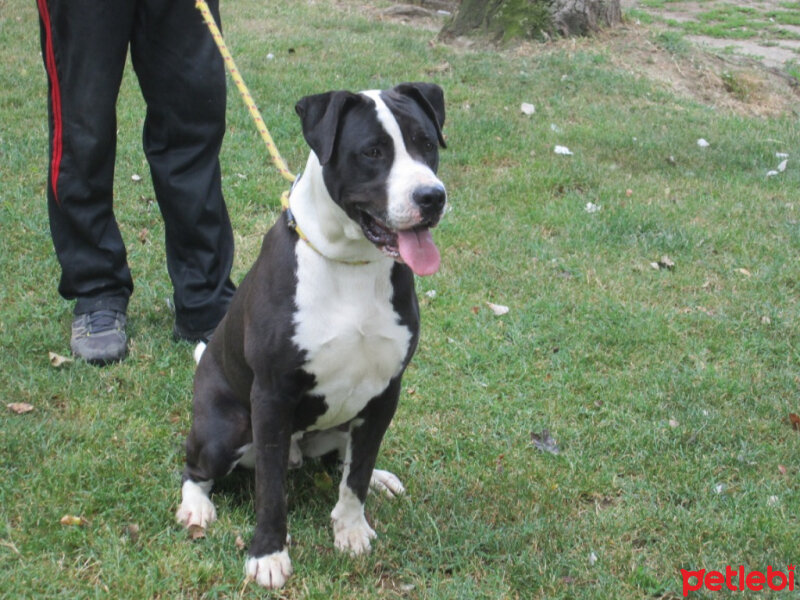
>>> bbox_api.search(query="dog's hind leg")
[177,366,251,530]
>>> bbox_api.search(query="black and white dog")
[176,83,446,589]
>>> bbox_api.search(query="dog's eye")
[363,147,383,159]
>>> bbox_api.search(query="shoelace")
[86,310,122,333]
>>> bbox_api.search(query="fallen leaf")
[789,413,800,431]
[486,302,509,316]
[314,470,334,491]
[427,62,451,75]
[188,524,206,540]
[495,454,505,474]
[60,515,88,527]
[625,189,633,197]
[531,429,560,455]
[658,256,675,270]
[470,306,480,315]
[778,464,787,475]
[138,228,149,244]
[235,534,246,551]
[736,268,752,277]
[7,403,34,414]
[48,352,73,367]
[125,523,140,542]
[520,102,535,116]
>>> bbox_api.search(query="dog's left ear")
[393,82,446,148]
[296,91,361,165]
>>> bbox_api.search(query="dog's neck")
[287,153,387,264]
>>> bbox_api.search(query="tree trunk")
[552,0,621,37]
[440,0,621,41]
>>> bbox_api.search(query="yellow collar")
[280,190,371,265]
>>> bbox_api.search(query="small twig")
[0,539,20,554]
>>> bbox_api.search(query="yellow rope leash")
[195,0,295,184]
[196,1,367,265]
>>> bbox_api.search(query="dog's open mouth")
[358,211,441,276]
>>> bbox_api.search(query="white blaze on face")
[361,90,445,276]
[360,90,443,230]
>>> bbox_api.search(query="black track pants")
[37,0,235,333]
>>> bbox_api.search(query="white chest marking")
[292,245,411,431]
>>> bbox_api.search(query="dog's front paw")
[245,549,293,589]
[176,480,216,530]
[333,517,376,556]
[370,469,405,498]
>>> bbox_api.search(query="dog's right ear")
[295,91,360,166]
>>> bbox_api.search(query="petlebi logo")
[681,565,795,596]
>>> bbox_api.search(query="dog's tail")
[193,342,207,365]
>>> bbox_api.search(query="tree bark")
[552,0,621,37]
[440,0,621,41]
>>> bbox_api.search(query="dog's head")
[295,83,447,276]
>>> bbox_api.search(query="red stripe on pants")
[36,0,63,205]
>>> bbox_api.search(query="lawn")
[1,0,799,598]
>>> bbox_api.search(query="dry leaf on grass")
[7,403,34,414]
[235,534,246,551]
[788,413,800,431]
[125,523,140,542]
[49,352,73,367]
[188,524,206,540]
[531,429,561,455]
[736,268,752,277]
[60,515,88,527]
[486,302,509,316]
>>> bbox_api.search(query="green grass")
[2,0,800,598]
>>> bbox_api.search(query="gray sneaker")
[70,310,127,365]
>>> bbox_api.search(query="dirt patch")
[600,24,798,117]
[623,0,800,70]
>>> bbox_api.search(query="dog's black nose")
[413,185,446,213]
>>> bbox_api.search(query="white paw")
[370,469,405,498]
[176,480,216,529]
[333,518,376,556]
[193,341,207,364]
[245,549,293,589]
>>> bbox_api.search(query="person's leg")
[131,0,235,341]
[36,0,136,362]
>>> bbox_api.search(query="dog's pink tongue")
[397,228,440,276]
